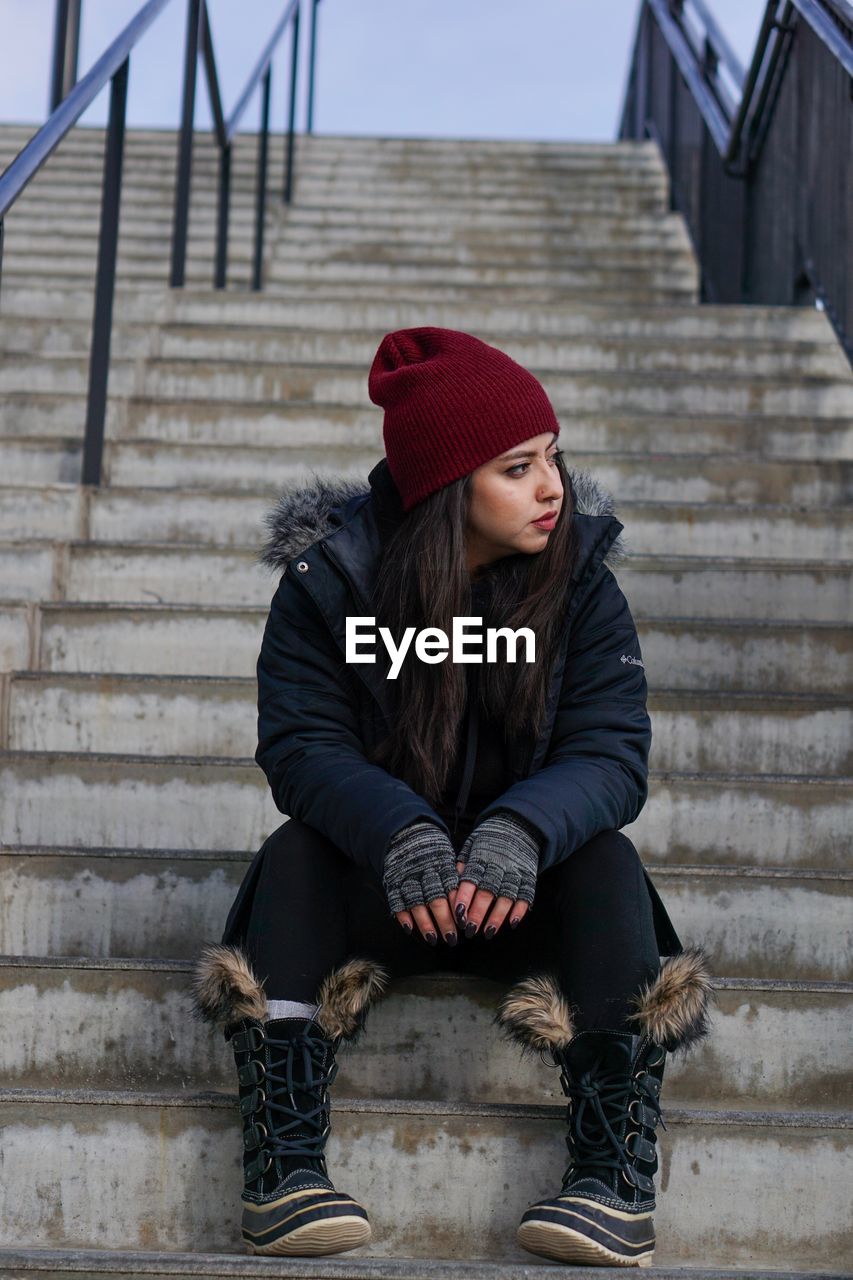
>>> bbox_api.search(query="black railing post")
[284,2,300,203]
[82,57,129,487]
[170,0,201,287]
[50,0,83,112]
[252,66,272,291]
[215,142,231,287]
[307,0,320,134]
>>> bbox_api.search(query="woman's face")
[465,430,564,576]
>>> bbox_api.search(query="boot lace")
[259,1026,338,1163]
[560,1040,665,1190]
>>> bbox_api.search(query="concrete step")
[0,271,696,308]
[3,397,850,468]
[15,480,853,565]
[8,352,850,426]
[0,1087,848,1267]
[2,156,663,204]
[0,839,850,978]
[618,557,852,622]
[5,184,667,227]
[0,1251,845,1280]
[79,490,853,562]
[3,541,845,620]
[0,154,662,189]
[7,673,851,777]
[30,604,852,694]
[264,263,695,295]
[4,173,273,205]
[0,257,261,288]
[0,545,57,604]
[0,283,833,343]
[280,178,668,206]
[9,480,853,562]
[0,486,87,541]
[273,212,688,241]
[1,240,263,274]
[275,221,693,256]
[0,439,85,484]
[0,318,155,360]
[145,324,852,380]
[276,204,692,234]
[129,360,853,418]
[2,438,849,506]
[4,205,272,235]
[88,445,853,505]
[0,606,30,671]
[0,356,138,398]
[4,236,689,279]
[0,754,848,868]
[8,204,676,241]
[0,123,662,159]
[115,401,849,461]
[258,278,700,306]
[2,959,850,1111]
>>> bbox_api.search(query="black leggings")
[241,819,661,1034]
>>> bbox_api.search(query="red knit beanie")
[368,326,561,512]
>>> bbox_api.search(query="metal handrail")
[0,0,177,486]
[619,0,852,362]
[623,0,852,164]
[226,0,298,140]
[689,0,747,86]
[0,0,324,486]
[170,0,308,291]
[0,0,174,220]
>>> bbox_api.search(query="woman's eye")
[506,451,560,477]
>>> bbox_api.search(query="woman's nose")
[537,465,563,500]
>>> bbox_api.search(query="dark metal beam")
[50,0,83,112]
[170,0,201,288]
[82,58,129,487]
[307,0,321,134]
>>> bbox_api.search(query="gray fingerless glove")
[458,809,541,903]
[382,820,460,915]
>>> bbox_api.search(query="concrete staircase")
[0,123,851,1278]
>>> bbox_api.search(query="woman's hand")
[449,811,540,940]
[451,863,531,938]
[383,820,460,946]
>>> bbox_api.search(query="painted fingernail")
[401,922,413,934]
[464,921,477,938]
[509,917,520,929]
[425,931,438,946]
[484,925,496,939]
[445,931,458,947]
[455,903,467,921]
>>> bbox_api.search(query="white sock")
[266,999,321,1023]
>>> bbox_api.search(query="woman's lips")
[531,512,557,529]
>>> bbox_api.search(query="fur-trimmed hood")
[260,457,628,574]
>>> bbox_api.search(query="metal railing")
[0,0,177,485]
[0,0,322,485]
[619,0,853,365]
[170,0,313,291]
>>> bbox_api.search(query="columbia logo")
[620,654,644,668]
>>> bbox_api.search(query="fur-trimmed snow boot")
[497,946,714,1268]
[190,943,388,1257]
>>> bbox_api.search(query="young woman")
[192,327,713,1268]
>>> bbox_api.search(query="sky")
[0,0,766,141]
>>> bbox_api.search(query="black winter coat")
[235,457,682,959]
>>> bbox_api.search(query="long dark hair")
[368,454,579,805]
